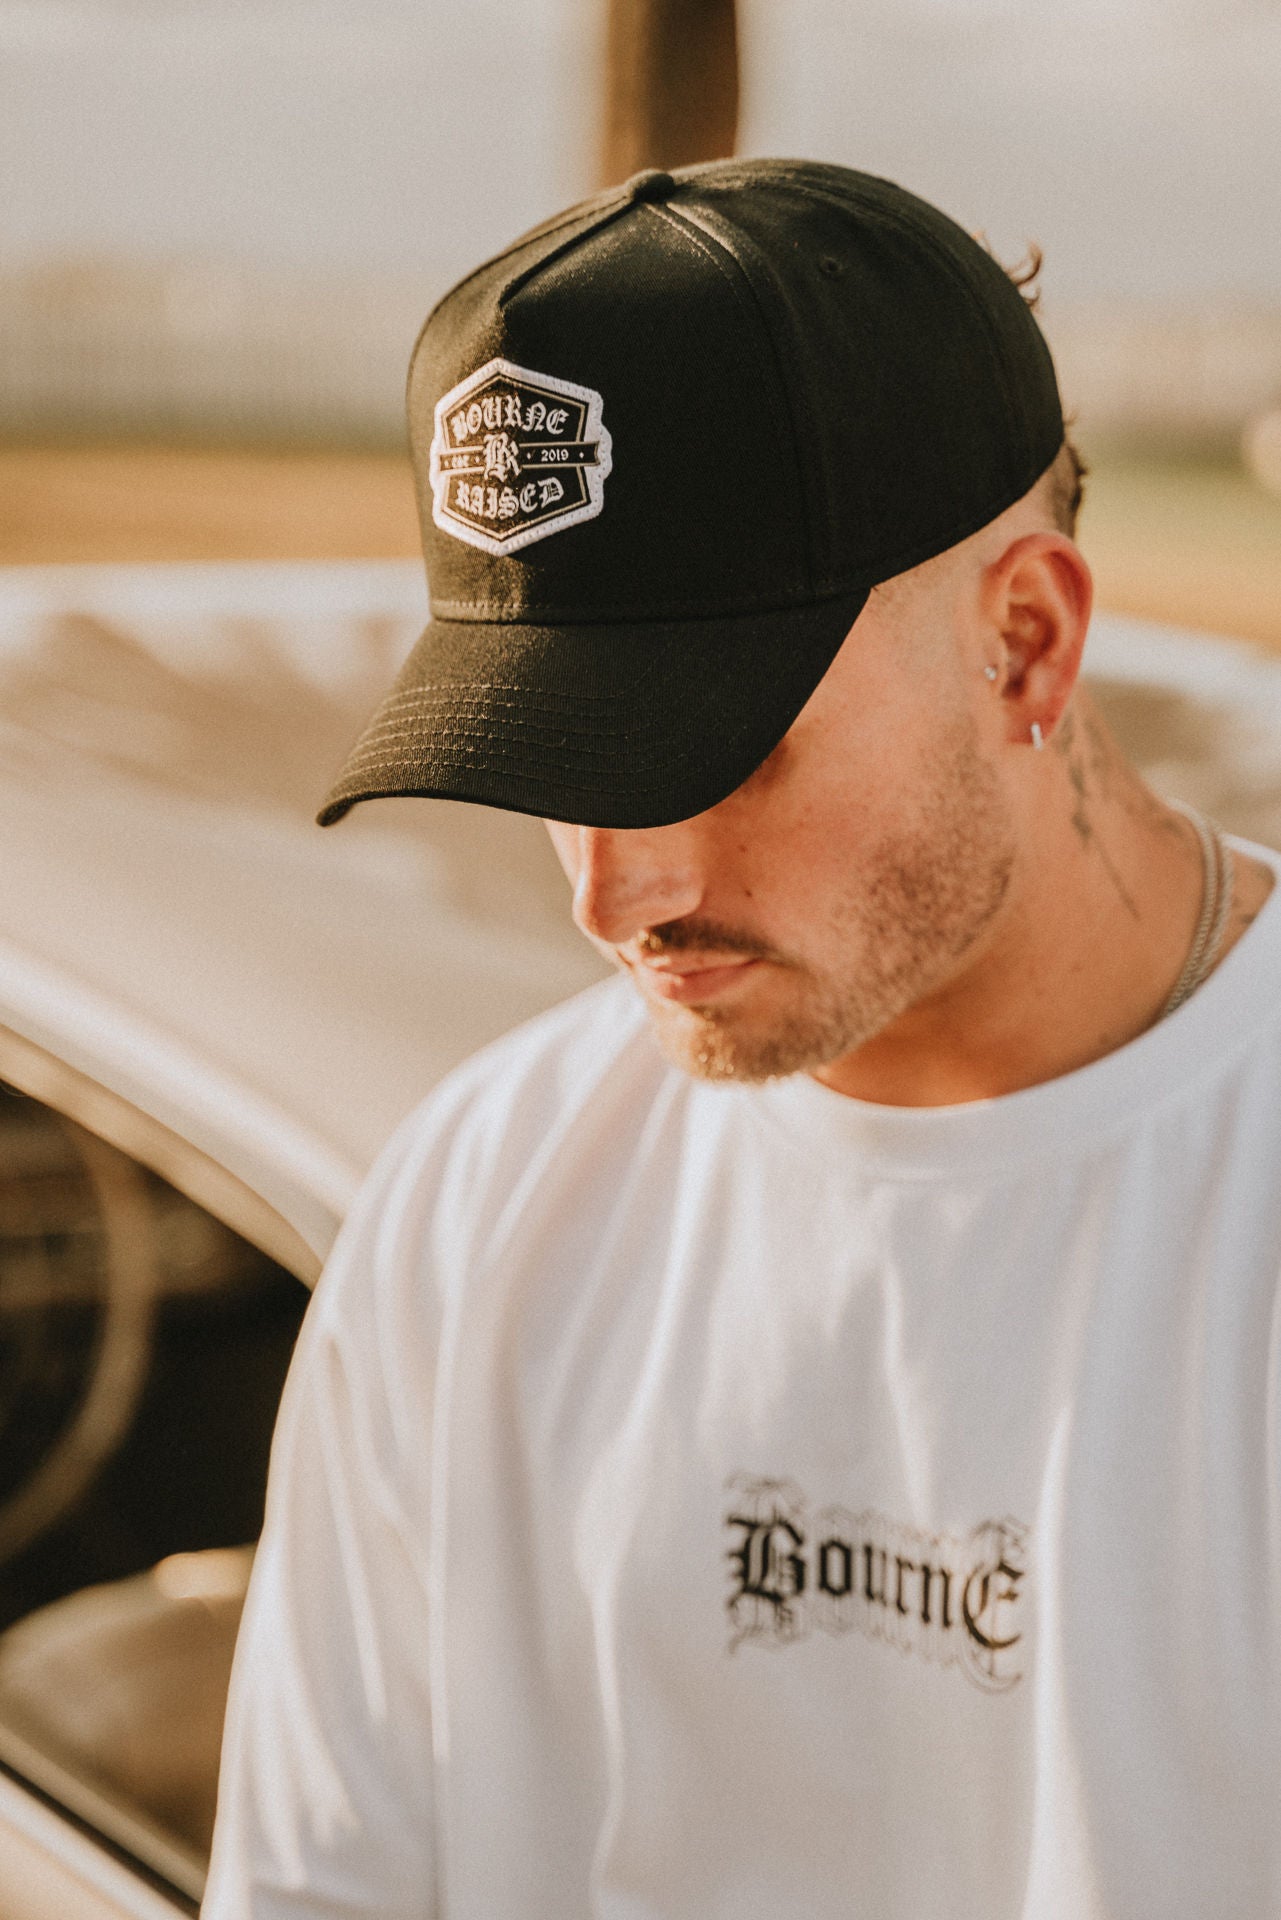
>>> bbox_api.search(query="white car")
[0,563,1278,1920]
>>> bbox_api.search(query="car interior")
[0,1076,308,1910]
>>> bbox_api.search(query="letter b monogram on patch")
[429,358,613,555]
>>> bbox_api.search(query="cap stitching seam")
[331,701,769,788]
[347,691,684,732]
[329,727,753,796]
[645,201,815,590]
[331,632,843,739]
[334,703,692,757]
[427,584,867,624]
[341,693,693,742]
[497,192,642,310]
[666,198,832,587]
[405,195,631,402]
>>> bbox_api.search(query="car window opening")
[0,1081,308,1899]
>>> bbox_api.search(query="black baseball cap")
[318,158,1064,830]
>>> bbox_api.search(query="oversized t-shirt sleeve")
[202,1118,440,1920]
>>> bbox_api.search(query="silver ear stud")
[983,665,999,681]
[1031,722,1045,750]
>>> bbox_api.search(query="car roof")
[0,562,608,1275]
[2,564,1280,1275]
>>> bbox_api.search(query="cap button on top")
[627,169,677,204]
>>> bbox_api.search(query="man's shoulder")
[366,974,669,1226]
[430,970,657,1125]
[308,974,666,1355]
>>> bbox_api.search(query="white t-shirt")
[205,842,1281,1920]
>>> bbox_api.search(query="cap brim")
[317,590,869,830]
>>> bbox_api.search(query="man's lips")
[630,955,762,1004]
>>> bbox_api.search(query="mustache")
[631,919,788,964]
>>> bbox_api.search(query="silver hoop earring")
[1031,722,1045,751]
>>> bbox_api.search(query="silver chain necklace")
[1157,805,1234,1022]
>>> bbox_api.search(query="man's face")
[544,569,1018,1086]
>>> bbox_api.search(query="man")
[204,162,1280,1918]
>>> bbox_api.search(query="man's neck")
[811,690,1275,1108]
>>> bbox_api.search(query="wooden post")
[600,0,739,188]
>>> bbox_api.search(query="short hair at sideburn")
[1001,241,1087,539]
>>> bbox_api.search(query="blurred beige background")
[1,0,1279,645]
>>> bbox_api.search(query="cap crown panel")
[410,204,811,624]
[689,169,1062,585]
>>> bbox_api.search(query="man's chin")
[640,994,850,1086]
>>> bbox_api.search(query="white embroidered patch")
[429,358,613,556]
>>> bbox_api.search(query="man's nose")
[569,825,705,946]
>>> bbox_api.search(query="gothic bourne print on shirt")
[724,1476,1029,1692]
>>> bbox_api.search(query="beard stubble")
[640,718,1016,1085]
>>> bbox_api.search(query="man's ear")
[980,533,1093,748]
